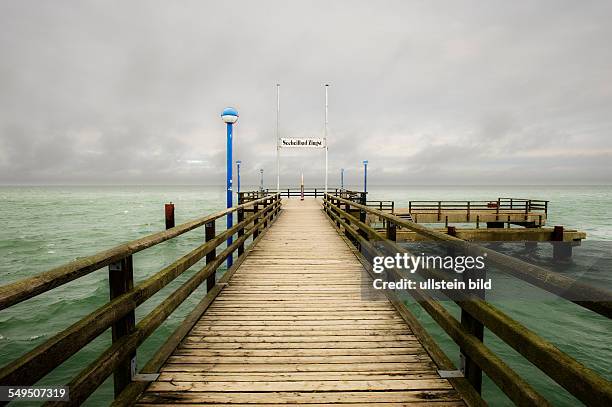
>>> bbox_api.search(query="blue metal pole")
[236,161,241,194]
[226,122,233,268]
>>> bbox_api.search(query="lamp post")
[236,160,242,194]
[221,107,238,268]
[260,169,264,192]
[363,160,368,194]
[341,168,344,190]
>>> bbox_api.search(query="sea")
[0,185,610,406]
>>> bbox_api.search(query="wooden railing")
[409,198,549,216]
[0,193,282,406]
[323,193,612,406]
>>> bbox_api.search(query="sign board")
[280,138,326,148]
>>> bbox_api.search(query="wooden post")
[205,221,216,291]
[108,255,135,397]
[437,201,442,221]
[552,225,572,261]
[263,198,269,228]
[358,209,367,239]
[237,208,245,257]
[164,203,175,230]
[335,198,341,227]
[253,202,260,239]
[447,226,457,257]
[386,221,396,241]
[361,192,367,205]
[459,248,485,394]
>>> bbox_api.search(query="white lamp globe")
[221,107,239,124]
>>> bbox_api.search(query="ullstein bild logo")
[280,138,325,148]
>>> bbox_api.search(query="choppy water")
[0,185,610,406]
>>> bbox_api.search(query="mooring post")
[205,220,216,291]
[108,255,135,396]
[164,203,175,230]
[552,225,572,261]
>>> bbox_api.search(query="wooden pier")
[137,199,464,405]
[0,191,610,406]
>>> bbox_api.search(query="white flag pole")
[276,84,280,193]
[324,84,329,194]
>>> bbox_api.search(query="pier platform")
[136,199,465,406]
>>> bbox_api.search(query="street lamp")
[341,168,344,190]
[260,169,264,192]
[221,107,238,268]
[363,160,368,194]
[236,160,242,194]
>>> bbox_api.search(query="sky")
[1,0,611,186]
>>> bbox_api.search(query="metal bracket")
[438,370,464,378]
[109,261,123,271]
[132,373,160,382]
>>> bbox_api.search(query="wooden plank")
[137,390,462,404]
[147,378,453,392]
[157,372,441,381]
[160,362,438,373]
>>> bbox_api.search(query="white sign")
[280,138,326,148]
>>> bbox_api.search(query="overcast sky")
[1,1,611,186]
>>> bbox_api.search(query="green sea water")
[0,185,610,406]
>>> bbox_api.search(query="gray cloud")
[1,0,611,185]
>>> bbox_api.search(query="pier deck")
[136,199,464,406]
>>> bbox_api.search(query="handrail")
[0,193,282,404]
[323,194,612,405]
[407,198,549,216]
[0,194,274,311]
[328,193,611,317]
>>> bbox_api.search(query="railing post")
[263,198,269,229]
[437,201,441,221]
[108,255,135,397]
[457,228,484,393]
[358,208,367,239]
[205,220,216,290]
[360,192,367,205]
[164,203,175,230]
[237,207,245,257]
[386,221,396,241]
[335,198,341,227]
[253,202,260,239]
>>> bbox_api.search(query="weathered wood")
[108,256,135,397]
[0,194,275,311]
[205,220,216,291]
[136,199,466,406]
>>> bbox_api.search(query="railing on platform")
[241,188,366,201]
[0,194,282,406]
[408,198,549,216]
[323,193,611,407]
